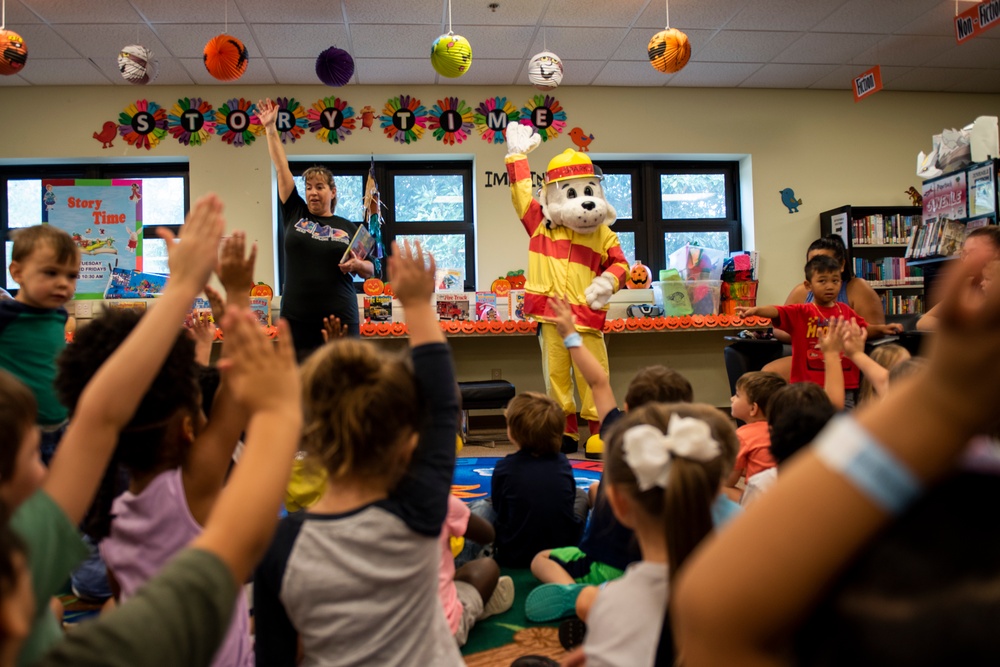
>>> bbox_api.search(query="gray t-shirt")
[585,561,670,667]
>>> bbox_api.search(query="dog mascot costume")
[505,123,628,452]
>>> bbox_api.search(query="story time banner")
[41,179,142,299]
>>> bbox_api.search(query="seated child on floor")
[767,383,836,467]
[727,371,787,505]
[489,392,587,568]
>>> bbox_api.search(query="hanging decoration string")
[447,0,453,35]
[665,0,670,28]
[224,0,228,34]
[1,0,6,31]
[543,27,548,51]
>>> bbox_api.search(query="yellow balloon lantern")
[430,33,472,78]
[647,28,691,74]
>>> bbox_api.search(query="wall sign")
[217,98,261,147]
[473,96,520,144]
[308,96,356,145]
[852,65,882,102]
[380,95,428,144]
[272,97,308,144]
[429,97,474,145]
[167,97,217,146]
[519,94,566,141]
[118,99,167,150]
[956,0,1000,44]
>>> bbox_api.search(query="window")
[599,161,742,275]
[281,160,474,291]
[1,164,189,290]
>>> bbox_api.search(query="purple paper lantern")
[316,46,354,87]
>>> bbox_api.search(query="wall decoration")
[0,29,27,76]
[569,127,594,152]
[527,51,563,89]
[648,28,691,73]
[41,179,143,299]
[430,32,473,78]
[779,187,803,214]
[307,96,356,145]
[117,99,167,150]
[270,97,308,143]
[118,45,158,85]
[203,34,249,81]
[359,105,377,131]
[167,97,217,146]
[316,46,354,86]
[473,96,520,144]
[428,97,474,145]
[217,98,261,147]
[380,95,427,144]
[93,121,117,149]
[518,94,566,142]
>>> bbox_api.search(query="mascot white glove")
[585,272,617,310]
[505,123,542,158]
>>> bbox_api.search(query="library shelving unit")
[820,205,924,316]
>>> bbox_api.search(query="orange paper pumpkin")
[652,317,667,330]
[626,262,652,289]
[461,321,477,334]
[361,323,378,336]
[679,316,693,328]
[611,318,626,332]
[625,317,640,331]
[639,318,655,330]
[249,282,273,299]
[204,34,249,81]
[375,323,392,336]
[363,278,385,296]
[475,321,490,333]
[391,322,406,336]
[691,315,705,327]
[717,314,731,327]
[491,277,511,296]
[489,321,504,333]
[506,270,526,290]
[382,283,394,297]
[704,315,719,327]
[665,317,680,330]
[517,321,533,333]
[445,321,462,334]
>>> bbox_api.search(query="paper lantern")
[0,30,28,76]
[203,34,249,81]
[118,45,159,85]
[527,51,563,90]
[648,28,691,74]
[316,46,354,87]
[430,33,472,78]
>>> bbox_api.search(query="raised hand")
[218,308,298,416]
[550,297,578,339]
[817,317,846,355]
[504,123,542,157]
[157,194,225,294]
[388,240,435,307]
[204,284,227,324]
[255,98,278,129]
[217,231,257,297]
[321,315,347,343]
[841,318,868,358]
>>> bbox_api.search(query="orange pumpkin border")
[353,316,770,337]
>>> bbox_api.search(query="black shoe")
[561,435,579,454]
[559,618,587,650]
[510,657,560,667]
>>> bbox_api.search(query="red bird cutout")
[569,127,594,152]
[93,121,116,149]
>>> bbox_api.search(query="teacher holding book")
[257,98,373,356]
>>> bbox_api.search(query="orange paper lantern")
[0,30,28,76]
[648,28,691,74]
[204,34,249,81]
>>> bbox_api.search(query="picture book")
[434,268,464,293]
[127,271,168,298]
[968,162,996,218]
[340,224,375,264]
[104,300,147,313]
[249,297,272,327]
[364,295,393,323]
[436,293,471,321]
[190,297,215,324]
[508,290,526,321]
[475,292,499,321]
[103,267,134,299]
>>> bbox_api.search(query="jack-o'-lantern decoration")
[363,278,385,296]
[491,276,511,296]
[249,282,273,299]
[0,30,28,76]
[626,262,652,289]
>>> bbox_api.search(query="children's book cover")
[340,224,375,263]
[103,267,134,299]
[127,271,167,298]
[249,297,272,327]
[436,293,471,321]
[475,292,499,321]
[508,290,526,321]
[190,297,215,323]
[434,268,464,293]
[364,295,393,323]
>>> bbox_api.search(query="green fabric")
[547,546,625,585]
[0,307,67,424]
[461,568,555,657]
[36,548,238,667]
[11,491,88,667]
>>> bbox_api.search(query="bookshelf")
[820,205,924,316]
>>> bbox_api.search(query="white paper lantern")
[528,51,563,90]
[118,45,159,85]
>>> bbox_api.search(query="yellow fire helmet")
[544,148,604,184]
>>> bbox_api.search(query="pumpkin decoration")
[506,270,526,290]
[363,278,385,296]
[249,282,273,299]
[391,322,406,336]
[461,321,477,334]
[664,317,680,330]
[382,283,394,297]
[491,276,511,296]
[445,321,462,334]
[626,262,652,289]
[516,320,533,333]
[679,315,693,328]
[361,322,378,336]
[602,320,613,334]
[691,315,705,327]
[652,317,667,330]
[611,318,626,332]
[489,321,504,333]
[717,314,731,327]
[503,320,518,333]
[639,318,655,330]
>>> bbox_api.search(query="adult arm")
[256,98,296,205]
[916,302,941,331]
[673,267,1000,666]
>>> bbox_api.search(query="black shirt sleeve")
[254,515,305,667]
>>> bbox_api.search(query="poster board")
[41,179,143,299]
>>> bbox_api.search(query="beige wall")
[2,84,997,405]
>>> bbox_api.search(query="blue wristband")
[814,416,922,514]
[563,332,583,349]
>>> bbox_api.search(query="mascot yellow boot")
[504,123,628,453]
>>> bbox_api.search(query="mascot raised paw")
[504,123,628,453]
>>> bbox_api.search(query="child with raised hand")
[674,264,1000,665]
[254,241,464,667]
[2,194,225,665]
[841,319,911,405]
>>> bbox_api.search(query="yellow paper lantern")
[430,33,472,78]
[648,28,691,74]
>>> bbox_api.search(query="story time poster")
[41,179,142,299]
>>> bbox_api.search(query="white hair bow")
[622,414,721,491]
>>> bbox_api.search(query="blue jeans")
[71,535,113,601]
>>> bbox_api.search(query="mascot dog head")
[537,149,616,234]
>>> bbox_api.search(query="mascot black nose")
[581,201,596,211]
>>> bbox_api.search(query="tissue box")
[668,245,726,281]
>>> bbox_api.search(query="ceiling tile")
[235,0,343,24]
[592,60,678,86]
[812,0,943,34]
[808,64,913,90]
[457,0,547,27]
[90,54,194,86]
[9,24,79,59]
[250,23,350,58]
[855,35,959,67]
[773,32,883,65]
[152,23,262,59]
[438,58,522,85]
[18,0,143,24]
[343,0,444,25]
[611,28,716,61]
[445,25,536,61]
[667,61,761,87]
[949,68,1000,93]
[523,27,629,61]
[0,73,31,86]
[738,63,837,88]
[178,57,274,85]
[542,0,646,28]
[52,24,170,61]
[18,58,112,84]
[885,66,978,92]
[353,58,437,85]
[726,0,850,31]
[128,0,230,24]
[350,23,441,59]
[2,0,43,24]
[896,1,962,37]
[634,0,751,30]
[924,37,1000,69]
[694,30,800,63]
[267,58,335,85]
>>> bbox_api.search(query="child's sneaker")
[525,583,586,622]
[479,575,514,619]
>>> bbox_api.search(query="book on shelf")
[851,214,920,246]
[852,257,923,288]
[249,297,272,327]
[905,218,968,259]
[364,295,392,323]
[880,291,924,316]
[474,292,499,321]
[435,293,471,321]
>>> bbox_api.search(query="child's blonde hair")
[605,403,738,577]
[300,340,422,483]
[858,344,911,405]
[505,392,562,456]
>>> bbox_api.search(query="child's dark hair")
[795,472,1000,666]
[808,235,851,281]
[10,225,80,265]
[605,403,738,578]
[625,366,693,409]
[301,339,424,483]
[0,371,37,481]
[55,309,199,539]
[0,516,27,615]
[805,254,844,282]
[506,392,563,456]
[767,383,835,465]
[735,371,788,418]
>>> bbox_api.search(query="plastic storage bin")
[653,279,722,316]
[668,244,727,281]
